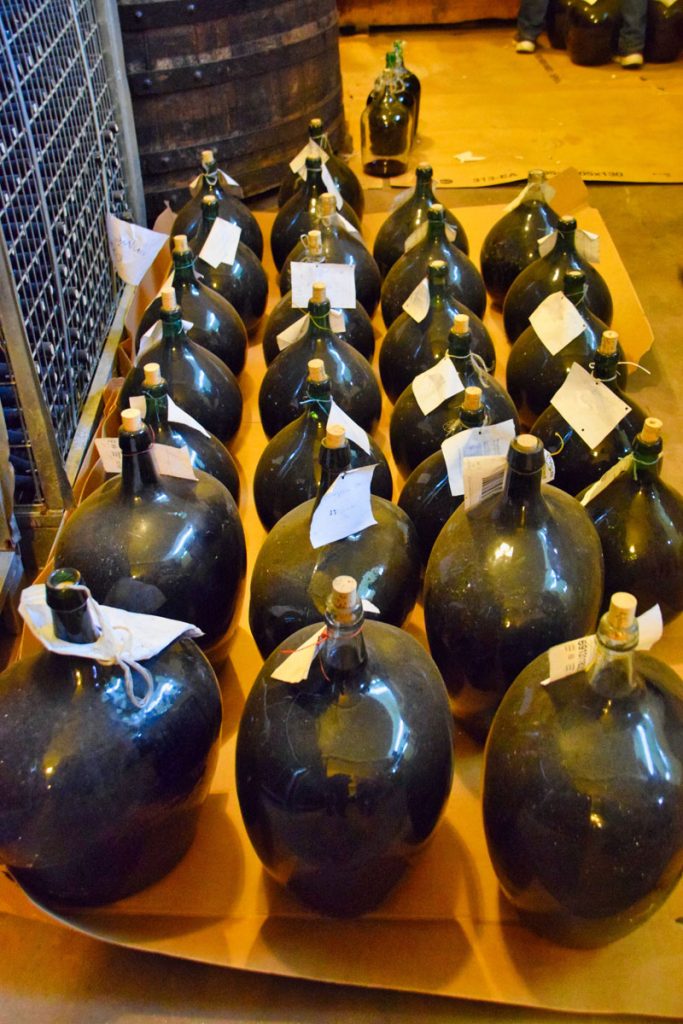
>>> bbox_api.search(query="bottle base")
[362,158,408,178]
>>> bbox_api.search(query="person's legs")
[618,0,647,56]
[517,0,549,42]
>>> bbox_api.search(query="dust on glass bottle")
[189,195,268,334]
[237,575,454,916]
[279,192,381,318]
[390,315,518,477]
[171,148,263,259]
[531,330,646,495]
[567,0,622,65]
[140,363,240,502]
[258,283,381,438]
[254,359,392,530]
[0,568,223,907]
[373,162,469,280]
[54,408,247,646]
[278,117,365,218]
[263,230,375,366]
[484,592,683,947]
[379,261,495,403]
[503,215,613,342]
[393,39,421,139]
[271,155,362,271]
[135,235,247,376]
[398,386,490,565]
[582,417,683,622]
[361,50,414,178]
[381,204,487,327]
[249,424,422,659]
[480,170,559,307]
[120,286,243,444]
[424,434,604,740]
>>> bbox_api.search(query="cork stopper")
[598,330,619,356]
[417,162,432,175]
[310,282,327,304]
[143,363,162,386]
[607,592,637,631]
[462,386,482,412]
[528,169,545,184]
[309,117,323,132]
[307,358,327,383]
[201,149,214,166]
[324,423,346,449]
[451,314,470,335]
[172,234,189,253]
[121,408,144,433]
[319,193,336,217]
[331,575,358,611]
[160,286,177,312]
[640,417,662,444]
[516,434,541,453]
[429,203,444,217]
[429,259,447,275]
[202,194,218,208]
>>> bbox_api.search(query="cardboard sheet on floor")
[0,209,680,1020]
[342,27,683,188]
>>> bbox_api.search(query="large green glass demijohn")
[278,117,364,217]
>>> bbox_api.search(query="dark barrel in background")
[117,0,347,224]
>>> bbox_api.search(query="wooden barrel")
[117,0,346,223]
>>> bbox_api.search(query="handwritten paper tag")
[329,309,346,333]
[271,626,326,684]
[580,453,633,506]
[138,318,193,359]
[529,292,587,355]
[550,363,631,450]
[504,179,556,213]
[276,314,309,352]
[402,276,430,323]
[95,437,197,480]
[290,262,356,309]
[442,420,516,497]
[198,217,241,268]
[463,454,508,510]
[328,400,371,454]
[411,356,464,416]
[403,222,456,253]
[106,215,167,286]
[309,465,377,548]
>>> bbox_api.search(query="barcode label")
[463,454,508,510]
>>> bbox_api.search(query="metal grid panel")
[0,0,131,506]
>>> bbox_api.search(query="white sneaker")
[615,52,644,68]
[516,39,536,54]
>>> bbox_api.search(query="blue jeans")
[517,0,548,41]
[517,0,646,52]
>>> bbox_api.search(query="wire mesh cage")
[0,0,132,510]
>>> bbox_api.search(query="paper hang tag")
[198,217,241,269]
[580,453,633,506]
[290,262,356,309]
[309,465,377,549]
[19,584,202,664]
[542,449,556,483]
[138,318,193,359]
[95,437,197,481]
[402,276,430,323]
[128,393,211,439]
[289,139,329,176]
[442,420,516,497]
[271,626,327,684]
[538,230,558,258]
[276,314,309,352]
[329,309,346,333]
[411,356,464,416]
[462,454,508,510]
[327,399,371,455]
[331,211,361,238]
[322,166,344,210]
[362,598,380,615]
[106,215,167,287]
[503,180,556,214]
[550,363,632,451]
[576,229,600,264]
[529,292,587,356]
[540,605,664,686]
[403,222,456,254]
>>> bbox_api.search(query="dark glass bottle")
[381,204,487,327]
[140,363,240,502]
[135,235,247,376]
[506,269,622,427]
[379,261,495,403]
[237,575,454,916]
[279,192,381,318]
[582,418,683,622]
[645,0,683,62]
[503,215,614,342]
[567,0,622,66]
[547,0,571,47]
[54,409,247,646]
[254,359,392,530]
[278,117,365,218]
[398,387,489,564]
[531,330,646,495]
[263,282,375,366]
[171,148,263,259]
[390,316,518,477]
[189,196,268,334]
[373,163,469,280]
[361,51,414,178]
[480,170,560,307]
[249,425,422,659]
[424,434,604,740]
[484,592,683,947]
[393,39,421,138]
[258,284,382,438]
[0,568,222,907]
[120,287,243,444]
[271,156,362,271]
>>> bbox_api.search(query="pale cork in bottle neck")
[143,363,162,386]
[311,282,327,304]
[607,592,637,630]
[307,358,327,383]
[598,330,619,356]
[452,314,470,335]
[324,423,345,448]
[160,286,177,312]
[121,408,144,433]
[319,193,337,217]
[172,234,189,254]
[462,386,482,412]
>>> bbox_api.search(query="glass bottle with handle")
[361,50,414,178]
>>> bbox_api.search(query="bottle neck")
[200,163,224,198]
[459,405,487,429]
[554,224,577,256]
[46,570,99,644]
[303,380,332,421]
[304,167,324,198]
[592,351,619,383]
[306,301,332,334]
[429,280,446,311]
[414,172,435,203]
[499,462,545,524]
[319,608,368,693]
[119,428,162,496]
[172,250,197,285]
[427,218,446,244]
[309,126,330,154]
[160,309,187,347]
[196,210,217,246]
[314,445,351,509]
[141,383,170,431]
[632,438,663,483]
[589,642,636,699]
